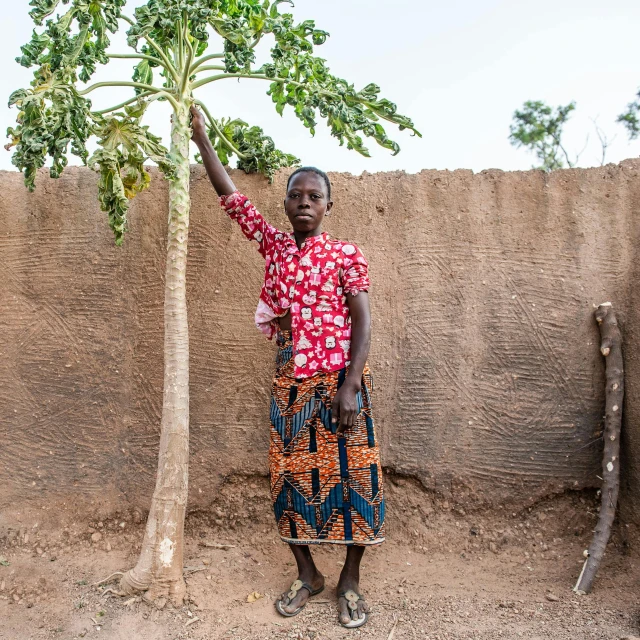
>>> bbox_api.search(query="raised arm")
[190,105,279,258]
[190,106,236,196]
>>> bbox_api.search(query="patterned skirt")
[269,330,385,545]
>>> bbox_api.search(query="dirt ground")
[1,476,639,640]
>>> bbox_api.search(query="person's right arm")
[190,105,278,258]
[190,105,236,196]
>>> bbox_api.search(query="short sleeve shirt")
[220,191,370,378]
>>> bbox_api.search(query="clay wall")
[1,162,639,517]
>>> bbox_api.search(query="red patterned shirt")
[220,191,370,378]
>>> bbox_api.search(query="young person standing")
[191,106,385,629]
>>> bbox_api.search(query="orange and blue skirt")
[269,331,385,545]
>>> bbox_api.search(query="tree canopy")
[7,0,420,243]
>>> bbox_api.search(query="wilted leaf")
[197,115,299,182]
[6,65,92,190]
[88,110,174,244]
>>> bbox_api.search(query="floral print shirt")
[220,191,370,379]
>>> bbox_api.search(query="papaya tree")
[6,0,420,605]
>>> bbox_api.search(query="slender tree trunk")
[120,102,191,606]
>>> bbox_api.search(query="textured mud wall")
[1,161,639,515]
[621,163,640,523]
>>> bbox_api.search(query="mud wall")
[1,162,639,516]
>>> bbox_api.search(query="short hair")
[286,166,332,200]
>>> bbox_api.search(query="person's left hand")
[331,381,360,435]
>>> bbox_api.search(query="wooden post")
[574,302,623,594]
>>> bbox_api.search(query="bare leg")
[279,544,325,614]
[336,545,370,624]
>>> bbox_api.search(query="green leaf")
[132,59,153,93]
[6,65,92,191]
[16,30,50,68]
[199,115,299,182]
[88,110,175,244]
[269,81,286,116]
[253,9,419,156]
[28,0,63,25]
[312,30,328,46]
[270,0,294,19]
[19,0,125,83]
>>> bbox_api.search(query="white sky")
[2,0,640,174]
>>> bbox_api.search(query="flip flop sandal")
[275,579,325,617]
[338,589,369,629]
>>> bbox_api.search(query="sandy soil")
[1,477,639,640]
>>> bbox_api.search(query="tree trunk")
[573,302,624,594]
[120,102,191,606]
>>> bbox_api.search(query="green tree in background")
[509,100,577,171]
[6,0,420,605]
[618,89,640,139]
[510,89,640,171]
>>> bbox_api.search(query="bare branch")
[574,134,590,167]
[191,73,239,89]
[189,53,225,75]
[550,132,576,168]
[93,91,154,115]
[79,81,167,96]
[119,14,180,85]
[192,65,226,74]
[591,117,617,166]
[79,82,180,111]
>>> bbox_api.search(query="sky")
[2,0,640,175]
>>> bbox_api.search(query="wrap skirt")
[268,330,385,545]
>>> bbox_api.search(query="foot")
[278,570,324,615]
[336,576,370,627]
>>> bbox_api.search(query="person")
[190,106,385,629]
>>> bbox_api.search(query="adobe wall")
[1,162,638,517]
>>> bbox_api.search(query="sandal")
[338,589,369,629]
[275,579,325,617]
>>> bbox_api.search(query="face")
[284,172,333,233]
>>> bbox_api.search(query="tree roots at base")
[118,569,186,608]
[93,569,186,608]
